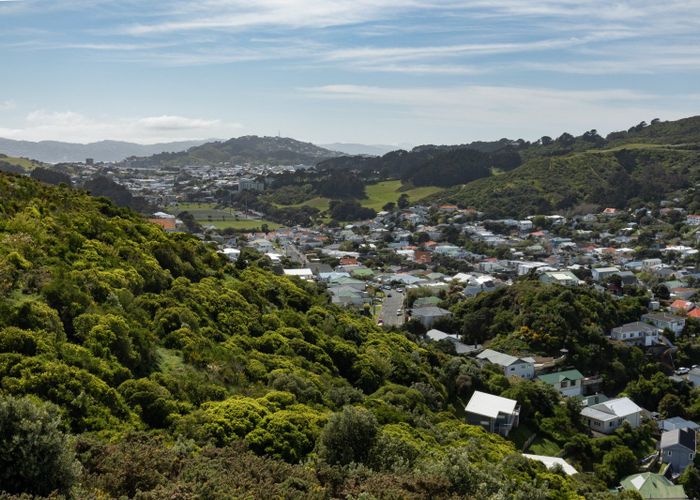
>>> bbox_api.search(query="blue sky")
[0,0,699,145]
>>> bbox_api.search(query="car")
[377,319,384,325]
[396,310,403,316]
[396,288,404,293]
[675,367,690,375]
[382,285,391,290]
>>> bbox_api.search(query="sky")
[0,0,699,146]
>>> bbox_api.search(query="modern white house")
[581,397,643,434]
[465,391,520,437]
[539,271,583,287]
[537,369,584,397]
[476,349,536,379]
[610,322,659,347]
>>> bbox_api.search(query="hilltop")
[126,135,341,167]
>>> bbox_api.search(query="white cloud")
[0,100,15,110]
[0,110,242,143]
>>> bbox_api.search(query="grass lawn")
[165,203,282,230]
[361,180,444,211]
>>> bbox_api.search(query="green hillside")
[0,173,606,498]
[0,153,44,172]
[432,144,700,217]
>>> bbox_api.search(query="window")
[691,453,694,460]
[509,367,515,371]
[668,451,672,456]
[561,380,569,388]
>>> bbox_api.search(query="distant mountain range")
[125,135,341,168]
[0,138,211,163]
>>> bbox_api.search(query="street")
[379,291,405,327]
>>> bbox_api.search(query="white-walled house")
[591,266,621,281]
[465,391,520,437]
[610,322,659,347]
[476,349,535,379]
[641,313,686,335]
[581,397,642,434]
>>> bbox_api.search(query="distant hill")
[0,138,210,163]
[320,143,405,156]
[126,135,341,167]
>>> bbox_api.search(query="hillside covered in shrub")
[0,173,622,498]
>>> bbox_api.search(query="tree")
[658,393,684,419]
[382,201,396,212]
[397,193,410,209]
[596,446,637,486]
[319,406,378,466]
[0,395,80,496]
[540,136,553,146]
[679,465,700,500]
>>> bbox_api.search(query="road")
[379,291,405,327]
[284,243,309,266]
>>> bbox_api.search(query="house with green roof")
[537,369,584,397]
[413,296,442,309]
[619,472,687,499]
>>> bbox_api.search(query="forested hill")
[125,135,340,167]
[425,116,700,216]
[0,172,614,498]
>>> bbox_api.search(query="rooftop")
[465,391,518,419]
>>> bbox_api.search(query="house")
[522,454,578,476]
[660,428,696,474]
[619,472,688,499]
[411,306,451,328]
[476,349,535,379]
[580,397,642,434]
[328,286,371,307]
[465,391,520,437]
[610,322,660,347]
[687,367,700,387]
[670,299,695,315]
[283,268,314,281]
[539,271,583,287]
[591,266,621,281]
[642,313,686,335]
[537,369,584,397]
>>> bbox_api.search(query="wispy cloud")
[1,110,242,143]
[303,84,695,140]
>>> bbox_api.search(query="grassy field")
[205,219,283,230]
[0,155,42,171]
[166,203,283,230]
[361,180,444,211]
[276,180,444,213]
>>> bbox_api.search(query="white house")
[610,322,660,347]
[476,349,536,379]
[465,391,520,437]
[581,397,643,434]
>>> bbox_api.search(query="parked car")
[675,367,690,375]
